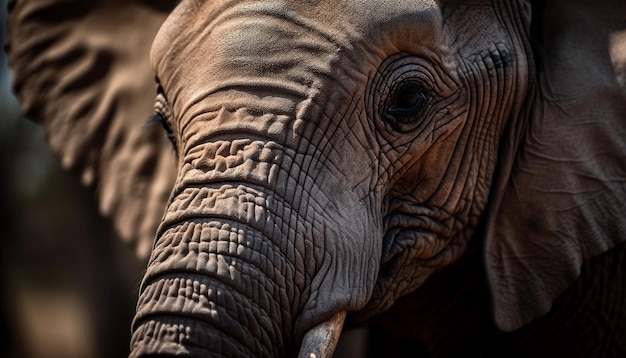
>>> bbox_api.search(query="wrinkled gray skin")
[8,0,626,356]
[134,1,528,355]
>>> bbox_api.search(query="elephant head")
[8,0,626,356]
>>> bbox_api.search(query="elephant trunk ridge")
[130,203,299,356]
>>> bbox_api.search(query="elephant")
[8,0,626,356]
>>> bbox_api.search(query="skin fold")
[131,1,528,355]
[7,0,626,356]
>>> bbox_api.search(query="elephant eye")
[369,54,448,135]
[387,81,429,119]
[149,112,177,150]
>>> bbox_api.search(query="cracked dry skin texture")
[130,2,528,354]
[8,0,626,356]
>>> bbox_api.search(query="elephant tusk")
[298,311,347,358]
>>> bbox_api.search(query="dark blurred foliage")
[1,1,146,357]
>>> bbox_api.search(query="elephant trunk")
[130,218,291,356]
[129,136,364,357]
[130,188,298,355]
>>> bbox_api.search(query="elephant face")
[9,0,626,356]
[130,0,528,355]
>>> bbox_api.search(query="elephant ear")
[8,0,178,258]
[485,0,626,332]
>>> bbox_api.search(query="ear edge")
[484,0,626,331]
[8,0,179,259]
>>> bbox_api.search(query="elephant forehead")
[151,0,445,87]
[197,14,341,83]
[152,2,337,109]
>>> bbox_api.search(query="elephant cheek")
[295,201,382,336]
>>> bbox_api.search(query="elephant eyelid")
[151,86,178,153]
[380,79,432,132]
[387,81,429,117]
[148,111,177,153]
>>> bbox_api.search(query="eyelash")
[149,111,177,152]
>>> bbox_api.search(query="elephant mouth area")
[353,221,469,322]
[380,228,441,266]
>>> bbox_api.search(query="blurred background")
[1,1,146,357]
